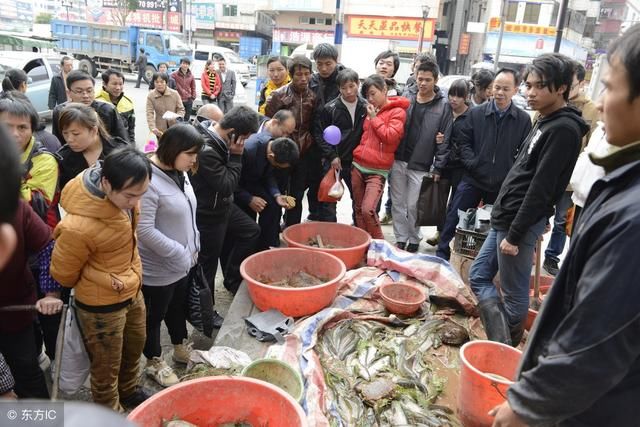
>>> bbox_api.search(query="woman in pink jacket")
[351,75,410,239]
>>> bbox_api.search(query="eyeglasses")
[70,88,94,95]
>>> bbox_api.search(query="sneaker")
[396,242,406,250]
[172,339,193,365]
[212,310,224,329]
[120,387,152,409]
[406,243,420,253]
[380,213,393,225]
[543,258,559,276]
[426,231,440,246]
[145,357,179,387]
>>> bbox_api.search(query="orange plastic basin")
[240,248,346,317]
[282,221,371,269]
[379,282,426,315]
[127,376,306,427]
[457,341,522,427]
[526,274,555,330]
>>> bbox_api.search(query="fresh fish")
[367,355,391,378]
[390,401,409,426]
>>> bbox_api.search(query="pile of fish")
[317,317,469,426]
[258,271,327,288]
[307,235,340,249]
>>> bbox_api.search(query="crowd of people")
[0,23,639,425]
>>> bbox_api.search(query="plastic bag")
[56,294,90,394]
[318,169,344,203]
[415,175,450,227]
[185,264,216,338]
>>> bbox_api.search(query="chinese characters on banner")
[216,30,242,40]
[488,17,557,36]
[346,15,436,41]
[272,28,334,45]
[193,2,215,29]
[102,0,181,12]
[88,9,182,31]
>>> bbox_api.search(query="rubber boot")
[510,323,525,347]
[477,298,511,344]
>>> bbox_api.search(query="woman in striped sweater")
[201,59,222,105]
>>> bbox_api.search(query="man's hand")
[0,390,17,400]
[489,401,528,427]
[228,134,246,155]
[432,173,441,183]
[275,195,290,208]
[111,276,124,292]
[435,132,445,144]
[35,294,63,315]
[152,128,163,138]
[249,196,267,213]
[500,238,519,256]
[331,157,341,171]
[543,222,551,234]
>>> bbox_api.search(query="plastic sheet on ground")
[264,240,479,426]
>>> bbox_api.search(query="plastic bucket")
[127,376,306,427]
[242,358,304,402]
[457,340,522,427]
[240,248,346,317]
[282,221,371,269]
[379,282,426,315]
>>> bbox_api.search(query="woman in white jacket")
[136,124,203,387]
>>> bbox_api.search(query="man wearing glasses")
[51,70,129,145]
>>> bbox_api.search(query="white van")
[192,45,251,87]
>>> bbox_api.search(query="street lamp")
[417,4,431,53]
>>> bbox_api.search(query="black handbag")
[185,264,215,338]
[416,175,450,227]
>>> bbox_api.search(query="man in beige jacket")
[146,72,185,138]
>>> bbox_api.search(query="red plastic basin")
[282,221,371,269]
[127,376,306,427]
[458,341,522,427]
[240,248,346,317]
[379,282,426,315]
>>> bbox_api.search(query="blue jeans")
[544,191,573,263]
[469,218,546,329]
[436,179,498,260]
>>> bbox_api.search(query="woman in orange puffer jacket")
[351,74,410,239]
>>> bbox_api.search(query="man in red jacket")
[172,57,196,122]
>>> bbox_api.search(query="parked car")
[0,51,75,120]
[191,45,251,87]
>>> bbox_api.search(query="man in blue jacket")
[469,54,588,348]
[235,110,298,250]
[436,68,532,260]
[490,25,640,427]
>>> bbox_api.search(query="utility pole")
[494,0,508,70]
[417,5,430,53]
[554,0,569,52]
[334,0,343,59]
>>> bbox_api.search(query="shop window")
[523,3,541,24]
[223,4,238,16]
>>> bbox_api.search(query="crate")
[453,228,488,259]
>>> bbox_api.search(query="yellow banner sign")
[488,17,557,36]
[346,15,436,42]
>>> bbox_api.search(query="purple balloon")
[323,125,342,146]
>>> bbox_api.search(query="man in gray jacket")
[217,57,236,114]
[390,61,453,252]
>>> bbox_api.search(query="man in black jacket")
[190,106,260,321]
[390,61,453,253]
[48,56,72,109]
[51,71,129,144]
[235,110,298,250]
[313,68,366,222]
[134,48,147,88]
[469,54,588,348]
[490,25,640,427]
[436,68,532,260]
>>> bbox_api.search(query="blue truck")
[51,20,192,82]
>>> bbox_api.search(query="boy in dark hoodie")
[307,43,345,221]
[469,53,589,347]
